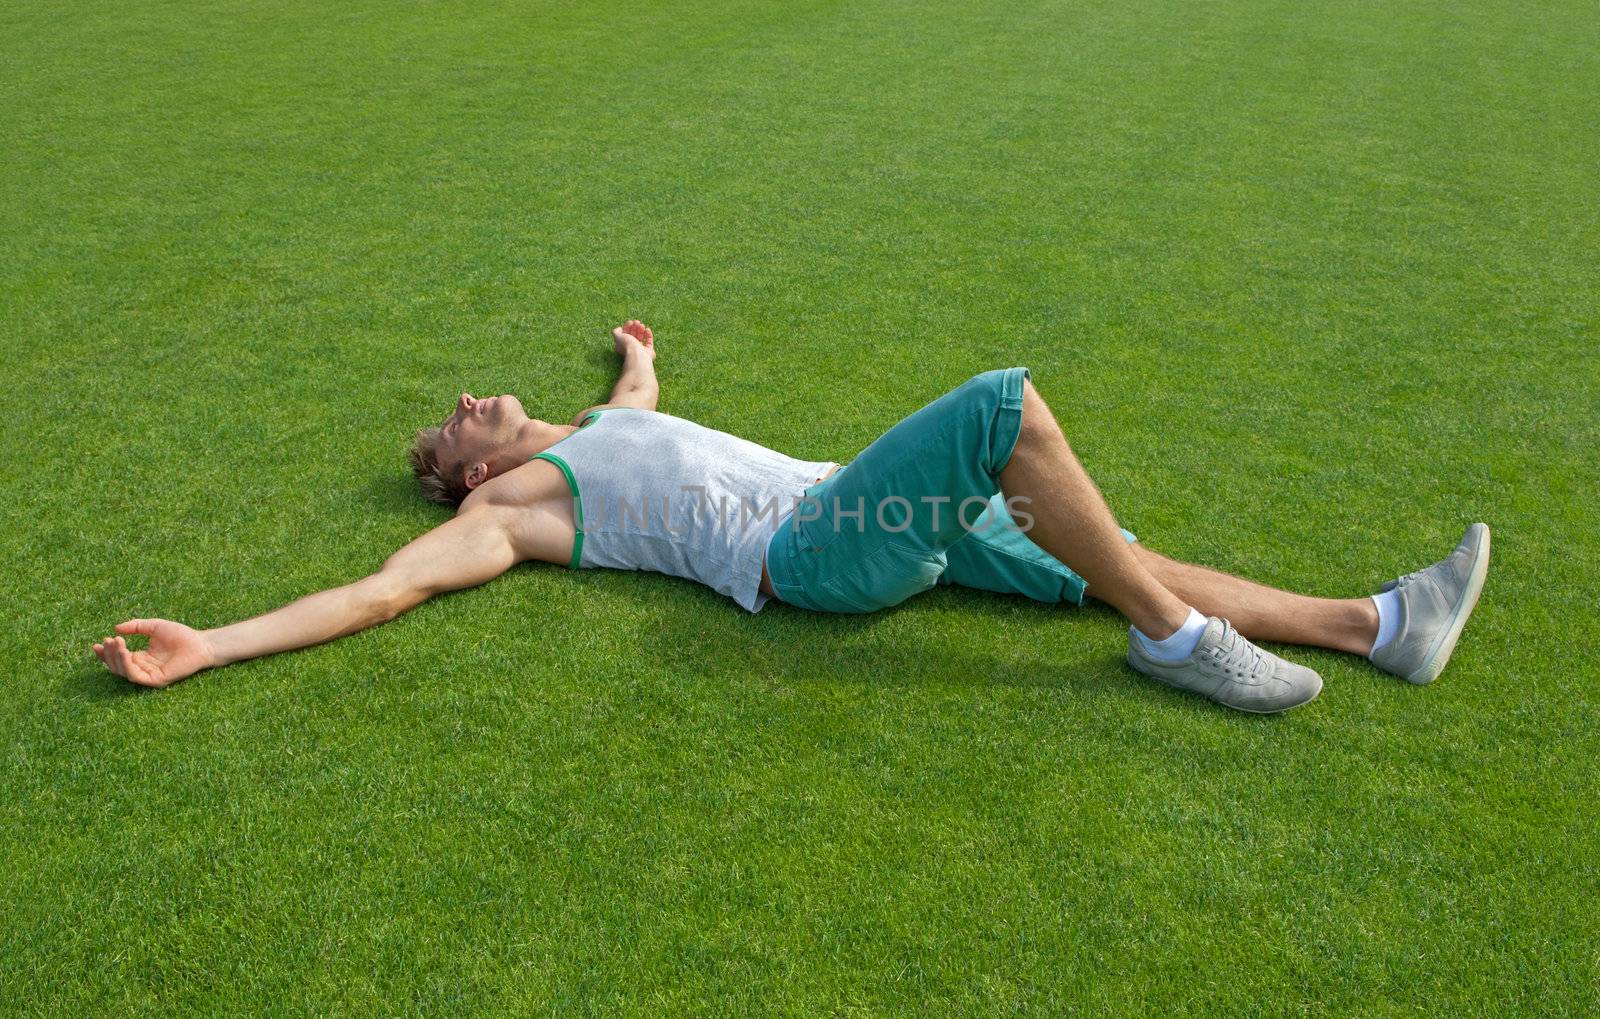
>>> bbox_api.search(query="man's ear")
[464,462,490,490]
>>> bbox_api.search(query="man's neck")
[505,419,576,464]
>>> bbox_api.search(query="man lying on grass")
[93,321,1490,713]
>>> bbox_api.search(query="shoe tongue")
[1206,618,1244,661]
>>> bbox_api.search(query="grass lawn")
[3,0,1597,1012]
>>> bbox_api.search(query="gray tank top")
[531,409,837,612]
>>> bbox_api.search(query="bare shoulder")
[457,459,579,567]
[463,458,570,508]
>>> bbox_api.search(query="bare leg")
[1129,545,1379,656]
[999,381,1191,639]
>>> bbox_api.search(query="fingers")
[93,636,124,678]
[92,635,160,686]
[612,322,655,352]
[115,619,156,636]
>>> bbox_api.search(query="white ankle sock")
[1133,608,1209,663]
[1369,589,1402,656]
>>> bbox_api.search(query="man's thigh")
[766,367,1031,613]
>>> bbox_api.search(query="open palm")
[92,619,213,688]
[612,319,655,359]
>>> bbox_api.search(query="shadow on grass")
[630,579,1330,720]
[637,578,1180,699]
[363,471,436,513]
[63,666,159,702]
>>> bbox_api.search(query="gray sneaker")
[1370,523,1491,685]
[1127,617,1323,714]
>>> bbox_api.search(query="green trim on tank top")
[526,410,604,569]
[530,452,583,569]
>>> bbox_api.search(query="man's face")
[436,392,529,483]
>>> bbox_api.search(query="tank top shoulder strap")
[526,411,608,569]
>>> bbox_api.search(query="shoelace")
[1391,544,1467,592]
[1387,557,1455,595]
[1208,619,1271,682]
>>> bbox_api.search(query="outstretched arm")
[572,320,657,423]
[92,506,525,688]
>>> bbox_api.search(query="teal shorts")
[765,367,1135,614]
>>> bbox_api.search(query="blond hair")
[407,426,468,507]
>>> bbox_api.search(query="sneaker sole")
[1126,651,1322,714]
[1407,523,1490,685]
[1226,687,1321,714]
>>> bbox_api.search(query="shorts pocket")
[817,541,947,613]
[793,475,845,554]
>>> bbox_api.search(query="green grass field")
[4,0,1597,1012]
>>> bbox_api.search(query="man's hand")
[612,320,655,361]
[92,619,216,689]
